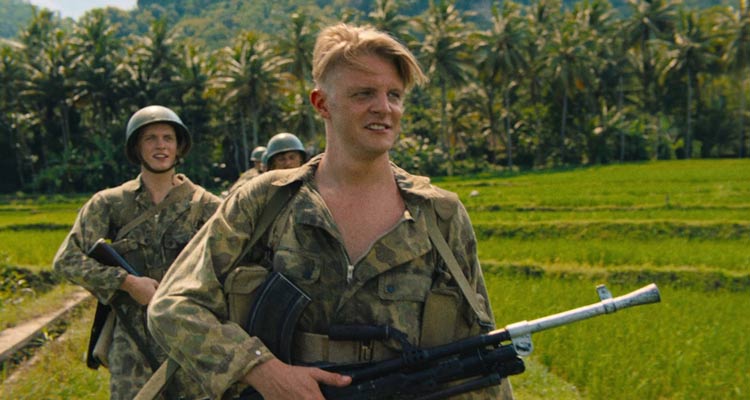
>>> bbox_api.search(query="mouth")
[366,123,390,131]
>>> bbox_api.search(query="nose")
[370,92,390,114]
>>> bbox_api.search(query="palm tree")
[523,0,561,166]
[720,1,750,157]
[623,0,680,112]
[545,16,598,164]
[655,9,717,158]
[416,0,472,174]
[20,11,78,179]
[0,44,30,188]
[119,18,182,108]
[368,0,414,43]
[277,13,318,142]
[212,31,292,171]
[472,2,529,168]
[69,9,129,187]
[174,42,214,185]
[70,9,124,136]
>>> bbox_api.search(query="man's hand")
[244,358,351,399]
[119,274,159,305]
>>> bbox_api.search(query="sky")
[27,0,137,20]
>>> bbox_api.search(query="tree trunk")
[740,72,747,158]
[686,69,692,159]
[504,90,513,168]
[239,108,249,171]
[618,75,625,162]
[560,95,568,164]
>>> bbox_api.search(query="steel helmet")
[125,105,191,164]
[250,146,267,162]
[264,132,306,166]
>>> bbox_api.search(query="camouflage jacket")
[54,173,220,399]
[226,167,261,196]
[148,155,498,399]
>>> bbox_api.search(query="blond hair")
[312,23,426,90]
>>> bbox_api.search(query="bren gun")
[241,273,662,400]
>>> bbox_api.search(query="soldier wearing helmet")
[54,105,220,400]
[226,145,267,196]
[264,132,307,171]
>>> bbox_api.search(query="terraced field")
[1,159,748,399]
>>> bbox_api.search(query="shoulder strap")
[229,180,302,271]
[114,183,193,241]
[424,203,491,324]
[185,187,207,227]
[134,180,302,400]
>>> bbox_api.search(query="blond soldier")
[148,25,512,399]
[54,105,220,399]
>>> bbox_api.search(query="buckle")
[358,340,373,361]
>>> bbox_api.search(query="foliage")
[2,1,750,193]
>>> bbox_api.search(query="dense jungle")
[0,0,749,194]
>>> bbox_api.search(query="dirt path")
[0,289,91,363]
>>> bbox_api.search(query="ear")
[310,88,330,119]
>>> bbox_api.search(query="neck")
[140,168,177,204]
[316,150,392,189]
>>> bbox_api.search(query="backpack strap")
[134,180,301,400]
[424,201,491,325]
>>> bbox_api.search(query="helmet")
[250,146,267,162]
[125,105,191,164]
[264,132,306,166]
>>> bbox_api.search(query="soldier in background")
[53,105,220,400]
[227,145,266,195]
[148,24,509,400]
[263,132,308,171]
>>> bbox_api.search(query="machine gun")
[241,272,661,399]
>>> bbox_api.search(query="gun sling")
[423,203,492,326]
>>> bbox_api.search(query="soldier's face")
[138,123,178,174]
[269,151,304,170]
[312,53,405,160]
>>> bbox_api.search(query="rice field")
[1,159,749,399]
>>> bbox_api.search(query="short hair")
[312,23,426,91]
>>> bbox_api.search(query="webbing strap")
[424,205,491,324]
[133,358,179,400]
[115,181,194,241]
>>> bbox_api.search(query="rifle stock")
[84,238,141,369]
[87,238,140,276]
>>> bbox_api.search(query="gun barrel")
[504,283,660,339]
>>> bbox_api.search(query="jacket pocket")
[224,265,269,329]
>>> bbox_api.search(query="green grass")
[444,159,750,212]
[486,274,749,400]
[478,237,750,272]
[0,283,82,330]
[0,229,70,271]
[0,300,109,399]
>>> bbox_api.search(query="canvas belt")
[292,331,399,364]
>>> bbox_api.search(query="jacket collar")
[269,153,443,201]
